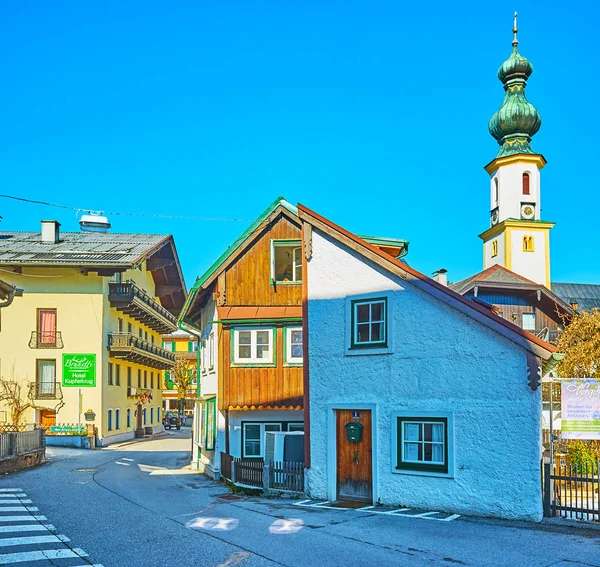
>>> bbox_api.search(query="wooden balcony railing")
[29,331,64,349]
[108,281,177,334]
[108,332,175,370]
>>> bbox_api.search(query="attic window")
[271,240,302,284]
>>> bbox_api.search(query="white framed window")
[522,313,536,331]
[285,327,303,364]
[288,422,304,432]
[351,297,387,348]
[270,240,302,283]
[392,412,454,477]
[233,328,274,364]
[243,422,282,457]
[201,339,207,373]
[209,333,215,369]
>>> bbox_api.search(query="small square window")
[233,328,274,364]
[271,240,302,283]
[522,313,536,331]
[351,298,387,348]
[396,417,448,473]
[285,327,303,364]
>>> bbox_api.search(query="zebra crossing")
[0,488,102,566]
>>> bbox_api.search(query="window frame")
[107,409,113,432]
[351,297,388,349]
[36,308,57,345]
[231,327,276,366]
[284,326,303,365]
[392,412,454,478]
[126,408,131,428]
[241,421,283,458]
[203,397,216,451]
[270,239,303,284]
[209,333,215,369]
[522,312,536,331]
[36,359,56,397]
[115,409,121,430]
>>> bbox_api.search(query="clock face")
[490,208,499,226]
[521,203,535,220]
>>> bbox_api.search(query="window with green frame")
[204,397,216,451]
[351,297,387,349]
[396,417,448,473]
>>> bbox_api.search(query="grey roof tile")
[552,282,600,311]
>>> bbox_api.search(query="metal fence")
[0,428,46,460]
[268,461,304,492]
[543,462,600,522]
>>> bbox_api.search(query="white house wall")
[306,229,542,521]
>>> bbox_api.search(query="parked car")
[163,412,181,430]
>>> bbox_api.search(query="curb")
[114,431,170,448]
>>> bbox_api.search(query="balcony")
[29,331,64,349]
[108,281,177,334]
[28,381,63,401]
[108,333,175,370]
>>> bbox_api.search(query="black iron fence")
[543,462,600,522]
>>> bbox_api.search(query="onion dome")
[488,13,541,158]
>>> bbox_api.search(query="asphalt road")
[0,429,598,567]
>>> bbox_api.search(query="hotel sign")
[561,379,600,440]
[62,354,96,388]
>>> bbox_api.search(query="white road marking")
[115,461,130,466]
[409,511,439,518]
[0,515,47,523]
[0,534,70,547]
[0,548,87,564]
[0,495,18,499]
[25,506,39,512]
[0,499,32,504]
[0,506,33,512]
[0,489,21,493]
[443,514,461,521]
[0,524,52,534]
[121,457,134,462]
[293,499,311,505]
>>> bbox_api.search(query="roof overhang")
[479,219,555,241]
[484,153,547,175]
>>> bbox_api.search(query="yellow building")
[161,330,199,416]
[0,220,186,445]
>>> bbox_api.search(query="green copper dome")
[488,18,541,158]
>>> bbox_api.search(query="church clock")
[520,203,535,220]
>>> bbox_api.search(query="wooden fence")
[268,461,304,492]
[233,457,264,488]
[221,452,233,481]
[543,462,600,522]
[0,428,46,459]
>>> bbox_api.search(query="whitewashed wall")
[306,229,543,521]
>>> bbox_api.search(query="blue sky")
[0,1,597,288]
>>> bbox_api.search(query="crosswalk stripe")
[0,499,32,504]
[0,534,70,546]
[0,495,18,499]
[0,548,86,564]
[0,506,33,512]
[0,489,21,493]
[0,524,52,534]
[0,515,47,523]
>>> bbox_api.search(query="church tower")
[479,14,554,289]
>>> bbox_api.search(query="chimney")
[41,220,61,244]
[432,269,448,286]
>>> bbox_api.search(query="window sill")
[231,363,277,368]
[272,281,302,286]
[345,346,392,356]
[393,467,454,479]
[284,362,303,367]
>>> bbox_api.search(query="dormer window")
[271,240,302,283]
[522,173,530,195]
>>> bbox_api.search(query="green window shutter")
[188,341,193,352]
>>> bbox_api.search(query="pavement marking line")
[293,499,312,505]
[0,495,18,499]
[443,514,461,521]
[0,524,54,534]
[0,534,70,547]
[25,506,39,512]
[0,499,32,504]
[0,516,47,523]
[0,506,33,512]
[0,489,21,493]
[0,548,85,564]
[408,511,439,518]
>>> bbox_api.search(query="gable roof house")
[0,221,186,444]
[179,197,408,479]
[298,204,558,521]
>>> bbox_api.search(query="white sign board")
[561,379,600,440]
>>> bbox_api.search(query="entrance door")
[135,403,144,437]
[336,409,372,502]
[39,410,56,428]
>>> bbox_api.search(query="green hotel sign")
[62,354,96,387]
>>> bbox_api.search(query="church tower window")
[522,236,534,252]
[491,240,498,257]
[494,178,499,203]
[522,173,530,195]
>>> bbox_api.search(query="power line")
[0,193,253,222]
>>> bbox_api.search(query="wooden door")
[336,409,372,502]
[40,410,56,428]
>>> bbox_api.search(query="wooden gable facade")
[217,211,304,411]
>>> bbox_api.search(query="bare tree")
[169,353,196,413]
[0,376,33,426]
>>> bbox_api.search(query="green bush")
[567,441,600,474]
